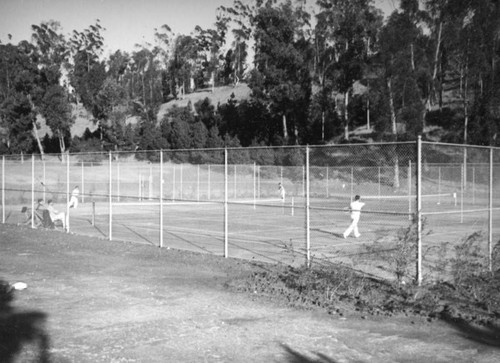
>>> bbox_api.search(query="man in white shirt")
[68,186,79,209]
[343,195,365,238]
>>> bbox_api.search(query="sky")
[0,0,399,55]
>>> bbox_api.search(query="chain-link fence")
[1,139,498,284]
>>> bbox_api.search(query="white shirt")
[350,200,365,218]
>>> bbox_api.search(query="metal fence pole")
[172,165,176,202]
[305,146,311,267]
[224,149,228,258]
[31,154,35,229]
[489,148,493,272]
[43,160,46,203]
[116,162,120,202]
[81,160,84,204]
[253,162,256,209]
[160,150,164,248]
[109,152,113,241]
[1,156,4,223]
[416,136,423,286]
[197,164,200,202]
[66,153,70,233]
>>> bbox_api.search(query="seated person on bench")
[46,200,66,229]
[19,199,44,227]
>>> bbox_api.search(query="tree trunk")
[387,78,397,135]
[32,120,45,160]
[282,114,288,140]
[387,77,399,189]
[344,91,349,140]
[321,111,325,142]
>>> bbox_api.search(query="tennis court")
[1,141,499,283]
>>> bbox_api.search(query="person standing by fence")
[343,195,365,238]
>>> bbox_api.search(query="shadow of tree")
[282,344,339,363]
[0,280,51,362]
[443,316,500,348]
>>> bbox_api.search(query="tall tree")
[249,0,313,145]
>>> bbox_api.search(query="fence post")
[416,136,423,286]
[160,150,164,248]
[1,156,4,223]
[109,151,113,241]
[81,160,84,204]
[253,162,256,209]
[43,160,46,203]
[197,164,200,202]
[305,146,311,267]
[116,162,120,202]
[408,160,412,220]
[224,149,228,258]
[172,165,176,202]
[31,154,35,229]
[326,166,329,198]
[66,153,70,233]
[488,148,493,272]
[208,165,211,200]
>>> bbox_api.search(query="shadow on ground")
[282,344,339,363]
[443,315,500,348]
[0,279,51,362]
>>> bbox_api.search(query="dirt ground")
[1,224,499,362]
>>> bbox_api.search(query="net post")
[109,151,113,241]
[488,148,493,272]
[305,146,311,267]
[31,154,35,229]
[416,136,423,286]
[291,197,294,216]
[1,155,4,224]
[224,149,228,258]
[160,150,164,248]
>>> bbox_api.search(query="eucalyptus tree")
[315,0,384,140]
[218,0,254,84]
[0,41,40,154]
[249,0,313,145]
[31,20,73,156]
[68,20,107,125]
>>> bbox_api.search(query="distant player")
[278,182,286,202]
[68,186,79,209]
[343,195,365,238]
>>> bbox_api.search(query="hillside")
[156,83,252,121]
[36,84,252,139]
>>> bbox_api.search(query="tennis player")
[278,182,286,202]
[68,186,79,209]
[343,195,365,238]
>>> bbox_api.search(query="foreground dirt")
[1,224,499,362]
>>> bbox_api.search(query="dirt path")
[0,224,499,362]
